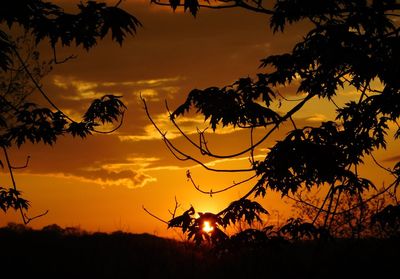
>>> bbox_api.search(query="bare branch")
[186,170,257,196]
[168,196,180,218]
[288,179,399,216]
[2,146,28,224]
[142,205,169,225]
[24,210,49,224]
[151,0,239,10]
[52,47,77,65]
[151,0,274,14]
[164,93,316,160]
[142,95,254,173]
[93,111,126,134]
[10,155,30,169]
[371,152,397,177]
[12,47,76,123]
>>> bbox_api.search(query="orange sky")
[1,0,398,238]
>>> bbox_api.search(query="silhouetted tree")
[145,0,400,242]
[0,0,141,223]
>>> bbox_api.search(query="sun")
[202,221,214,233]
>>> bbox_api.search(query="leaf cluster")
[1,95,126,147]
[152,0,203,16]
[168,207,228,244]
[278,217,328,241]
[0,187,29,213]
[168,199,269,245]
[254,121,375,196]
[371,204,400,237]
[0,0,142,70]
[172,75,280,130]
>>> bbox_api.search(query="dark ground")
[0,224,398,279]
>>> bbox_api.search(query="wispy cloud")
[305,113,328,123]
[52,75,184,101]
[119,113,238,142]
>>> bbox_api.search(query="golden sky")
[1,0,398,237]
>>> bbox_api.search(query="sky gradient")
[1,0,398,237]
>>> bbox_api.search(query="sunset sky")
[1,0,398,238]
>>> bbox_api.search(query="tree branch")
[142,96,254,172]
[186,170,257,196]
[142,205,169,225]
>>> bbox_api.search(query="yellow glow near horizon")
[202,221,214,233]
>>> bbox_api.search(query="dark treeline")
[0,223,398,278]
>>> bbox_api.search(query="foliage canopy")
[147,0,400,244]
[0,0,141,223]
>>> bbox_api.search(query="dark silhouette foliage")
[0,0,141,70]
[372,204,400,237]
[146,0,400,244]
[0,0,140,222]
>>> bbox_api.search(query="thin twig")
[143,96,253,172]
[168,196,180,218]
[288,179,399,216]
[24,210,49,223]
[52,47,77,64]
[142,205,169,225]
[10,156,30,169]
[161,93,316,159]
[187,170,257,196]
[2,146,27,224]
[93,112,125,134]
[13,47,76,123]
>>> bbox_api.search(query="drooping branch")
[92,111,126,134]
[12,47,76,123]
[151,0,239,11]
[164,93,316,160]
[152,0,275,14]
[142,95,254,173]
[13,46,126,137]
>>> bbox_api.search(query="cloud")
[193,154,266,169]
[66,156,164,188]
[52,75,184,101]
[72,168,156,189]
[119,112,238,142]
[304,113,328,123]
[44,156,162,189]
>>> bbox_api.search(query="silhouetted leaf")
[67,122,94,138]
[184,0,200,16]
[221,199,268,227]
[0,187,30,212]
[172,75,280,130]
[169,0,180,11]
[84,95,126,124]
[168,206,195,233]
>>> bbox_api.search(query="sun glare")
[202,221,214,233]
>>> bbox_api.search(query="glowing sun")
[202,221,214,233]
